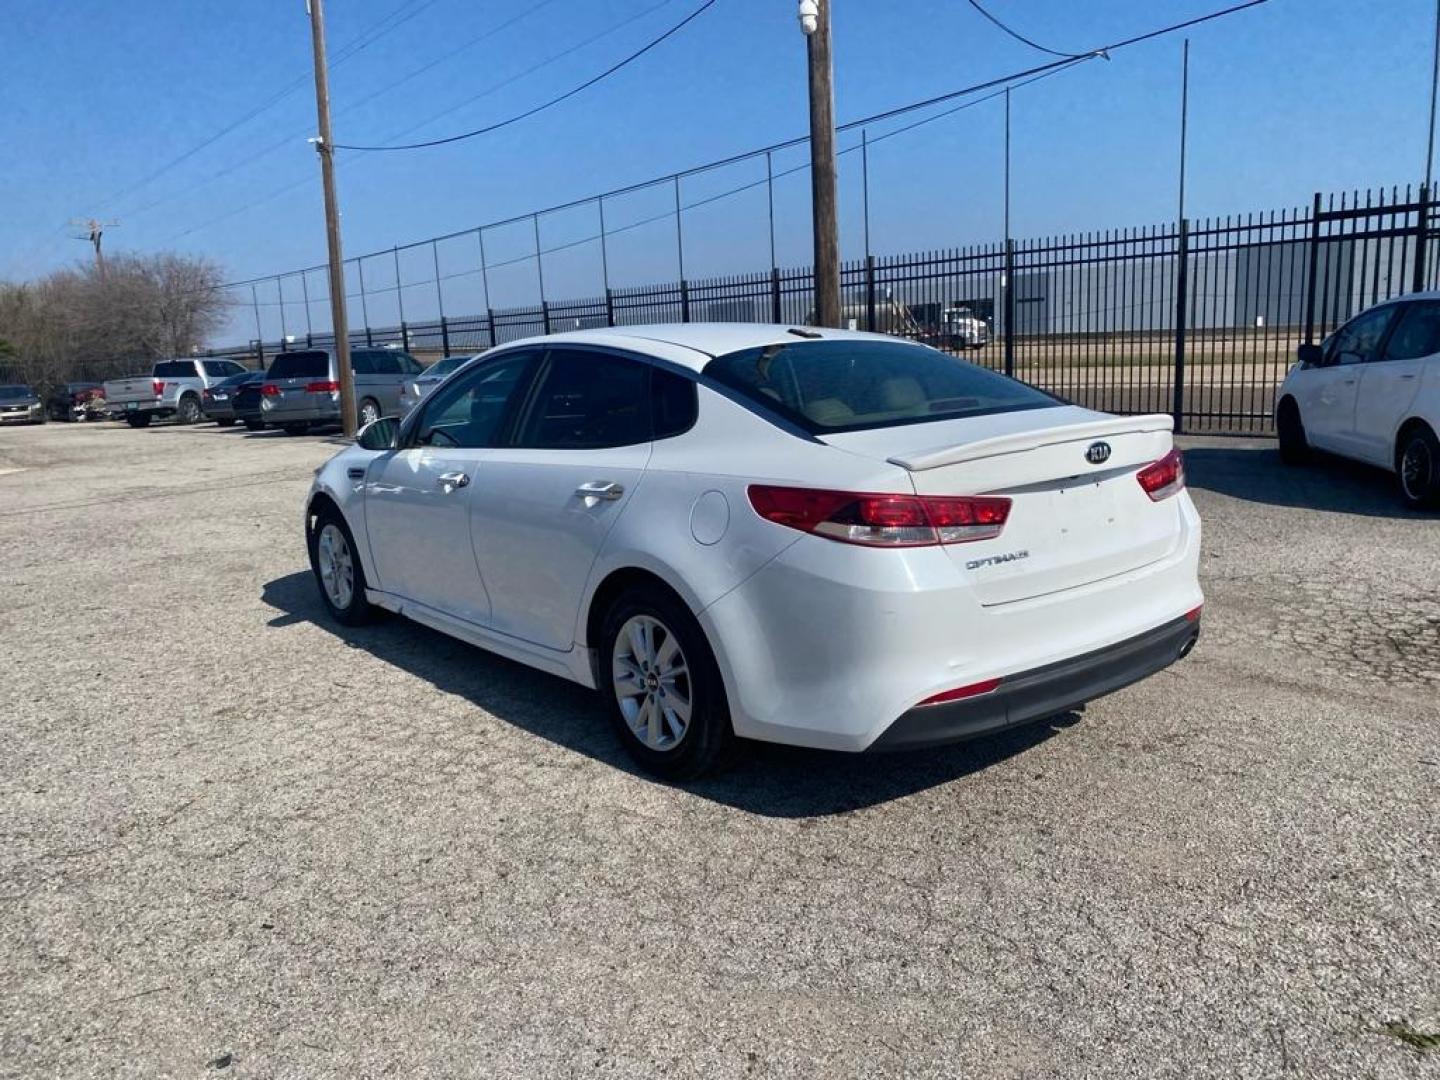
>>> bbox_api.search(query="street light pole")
[800,0,841,327]
[306,0,357,438]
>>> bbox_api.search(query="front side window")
[413,352,535,449]
[1379,301,1440,362]
[366,351,404,376]
[1324,305,1399,366]
[514,350,651,450]
[705,339,1058,434]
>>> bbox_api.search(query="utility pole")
[306,0,357,438]
[800,0,840,327]
[1177,38,1190,223]
[70,218,118,279]
[1426,0,1440,194]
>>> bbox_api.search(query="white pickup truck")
[104,358,250,428]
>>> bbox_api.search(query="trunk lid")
[821,406,1183,605]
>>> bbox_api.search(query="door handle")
[438,471,470,491]
[346,466,366,481]
[1399,373,1417,379]
[576,480,624,501]
[1342,378,1356,386]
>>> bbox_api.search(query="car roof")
[491,323,913,372]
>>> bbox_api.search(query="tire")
[1396,424,1440,511]
[125,413,152,429]
[358,398,381,427]
[216,417,237,427]
[306,504,376,626]
[243,418,265,431]
[599,583,733,779]
[283,422,312,436]
[1276,398,1309,465]
[176,394,202,425]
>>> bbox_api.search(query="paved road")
[1,421,1437,1078]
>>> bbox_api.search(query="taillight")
[1137,448,1185,501]
[306,380,340,393]
[747,485,1010,547]
[917,678,1002,707]
[202,390,213,400]
[260,383,281,397]
[152,380,165,397]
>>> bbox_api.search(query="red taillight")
[306,380,340,393]
[1185,604,1203,622]
[202,389,213,400]
[152,380,165,398]
[747,485,1010,547]
[917,678,1002,707]
[260,383,281,397]
[1137,447,1185,501]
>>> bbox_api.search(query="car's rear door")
[363,350,538,623]
[468,348,654,650]
[1354,299,1438,465]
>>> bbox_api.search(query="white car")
[1276,294,1440,508]
[305,324,1203,777]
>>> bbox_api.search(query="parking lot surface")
[2,421,1437,1078]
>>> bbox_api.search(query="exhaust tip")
[1178,631,1199,660]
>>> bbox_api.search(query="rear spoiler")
[887,414,1174,472]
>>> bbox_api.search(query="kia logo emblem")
[1086,441,1112,465]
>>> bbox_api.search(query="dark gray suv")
[259,347,424,434]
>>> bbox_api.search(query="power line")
[333,0,721,151]
[963,0,1096,60]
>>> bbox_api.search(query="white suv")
[1276,294,1440,509]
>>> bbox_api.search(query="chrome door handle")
[438,471,470,491]
[576,480,624,501]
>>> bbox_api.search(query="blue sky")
[4,0,1438,341]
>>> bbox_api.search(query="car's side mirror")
[1296,342,1325,368]
[356,416,399,451]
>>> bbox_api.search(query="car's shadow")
[261,570,1076,818]
[1183,442,1427,519]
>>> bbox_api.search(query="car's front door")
[1354,300,1438,466]
[362,351,537,624]
[1302,304,1400,455]
[469,348,654,651]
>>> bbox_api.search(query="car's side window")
[513,350,652,450]
[1379,301,1440,362]
[1324,305,1399,366]
[396,352,424,375]
[369,351,404,376]
[412,352,535,449]
[652,367,698,440]
[351,350,376,376]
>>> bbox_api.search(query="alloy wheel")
[360,400,380,425]
[316,523,354,610]
[1401,437,1434,502]
[611,614,692,752]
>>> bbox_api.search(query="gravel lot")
[1,419,1437,1079]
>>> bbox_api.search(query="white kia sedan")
[1276,294,1440,508]
[306,324,1203,777]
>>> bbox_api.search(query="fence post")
[605,288,616,327]
[400,321,410,351]
[1303,191,1323,344]
[306,332,313,348]
[770,267,783,324]
[541,300,551,336]
[486,308,497,348]
[1003,240,1016,377]
[1414,184,1430,294]
[680,280,691,323]
[864,256,877,332]
[440,316,450,355]
[255,339,265,367]
[365,324,374,347]
[1173,218,1190,434]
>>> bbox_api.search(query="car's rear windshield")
[153,361,198,378]
[267,351,330,379]
[425,354,470,378]
[704,339,1058,434]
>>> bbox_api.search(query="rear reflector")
[748,485,1010,547]
[306,381,340,393]
[260,383,281,397]
[1137,447,1185,501]
[917,678,1002,707]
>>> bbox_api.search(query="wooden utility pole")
[71,218,118,279]
[306,0,357,437]
[805,0,841,327]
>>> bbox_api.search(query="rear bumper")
[262,400,339,423]
[870,614,1200,751]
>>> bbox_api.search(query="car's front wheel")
[307,505,375,625]
[1276,397,1309,464]
[600,584,733,779]
[1397,424,1440,510]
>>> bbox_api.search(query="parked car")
[104,358,250,428]
[46,382,108,422]
[304,324,1203,778]
[202,370,264,426]
[0,384,45,425]
[260,346,424,434]
[1277,293,1440,509]
[232,374,267,431]
[398,353,480,416]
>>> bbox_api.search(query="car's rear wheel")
[600,584,733,779]
[176,394,201,425]
[307,505,375,625]
[358,398,381,426]
[1397,424,1440,510]
[283,422,311,436]
[1276,398,1309,464]
[125,413,152,429]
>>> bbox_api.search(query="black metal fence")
[202,183,1435,436]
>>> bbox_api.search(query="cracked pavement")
[1,422,1437,1078]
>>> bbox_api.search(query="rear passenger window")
[652,368,697,439]
[1381,301,1440,362]
[515,350,651,450]
[350,350,376,375]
